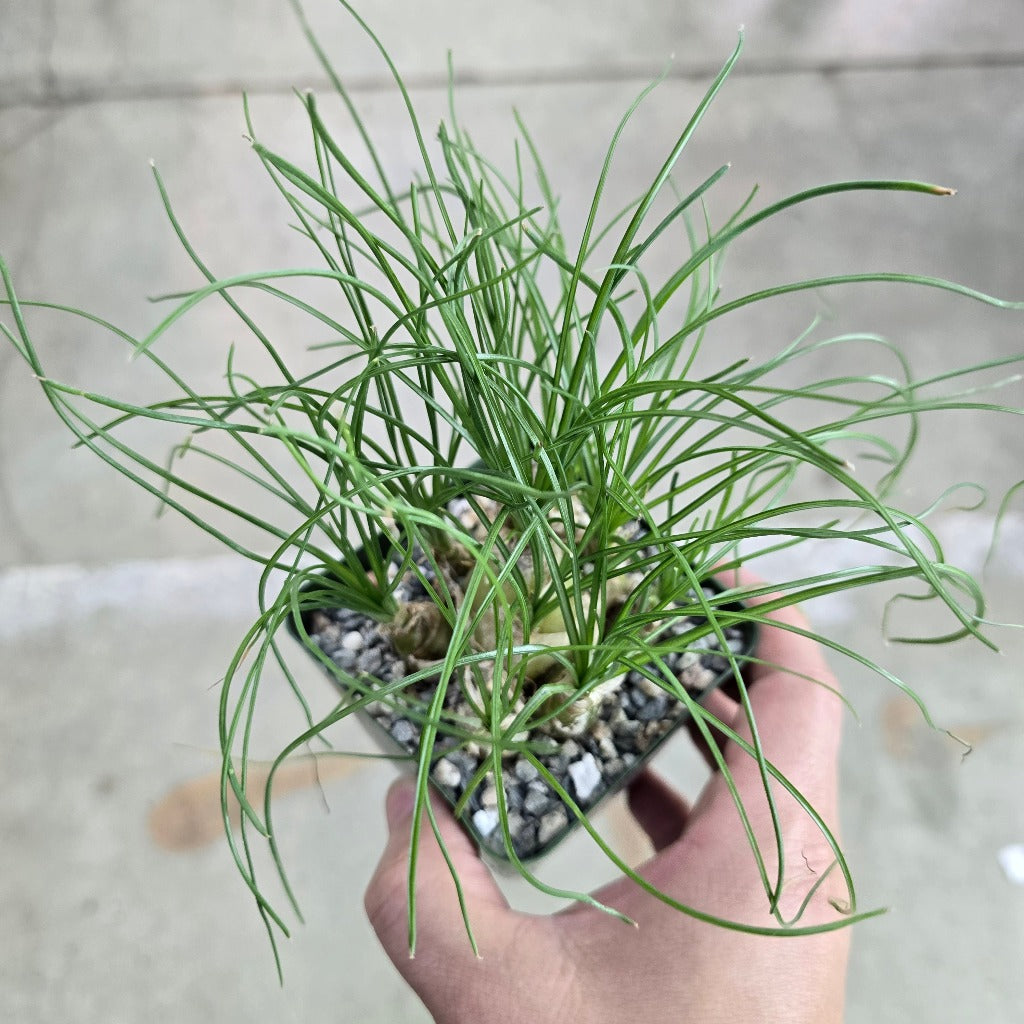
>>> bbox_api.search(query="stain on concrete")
[880,695,1004,760]
[148,754,366,851]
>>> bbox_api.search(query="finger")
[726,565,834,690]
[712,568,844,814]
[626,768,691,851]
[685,687,741,771]
[364,777,514,971]
[738,572,841,755]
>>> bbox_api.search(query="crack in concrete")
[40,0,58,102]
[2,48,1024,112]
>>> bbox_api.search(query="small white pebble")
[431,757,461,789]
[568,752,602,803]
[341,630,364,652]
[472,808,500,837]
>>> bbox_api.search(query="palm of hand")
[366,602,850,1024]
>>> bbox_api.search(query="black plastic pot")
[292,564,756,862]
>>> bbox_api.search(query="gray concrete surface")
[2,2,1022,1021]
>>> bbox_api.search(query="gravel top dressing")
[306,503,754,859]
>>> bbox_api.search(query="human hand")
[364,587,851,1024]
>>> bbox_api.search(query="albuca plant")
[2,0,1022,975]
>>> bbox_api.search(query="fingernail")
[385,779,416,831]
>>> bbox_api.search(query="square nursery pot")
[293,550,756,862]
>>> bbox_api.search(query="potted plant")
[2,0,1021,973]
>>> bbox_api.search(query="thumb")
[364,777,513,970]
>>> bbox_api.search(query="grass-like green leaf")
[2,0,1022,970]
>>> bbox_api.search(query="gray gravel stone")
[513,822,538,857]
[681,662,714,690]
[524,787,553,816]
[504,784,525,812]
[445,748,478,780]
[513,758,539,784]
[431,757,462,789]
[591,721,618,760]
[636,694,669,721]
[356,647,383,675]
[333,649,357,671]
[537,807,569,847]
[607,706,628,728]
[635,675,664,698]
[505,811,528,842]
[391,719,417,745]
[615,732,640,754]
[611,712,641,737]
